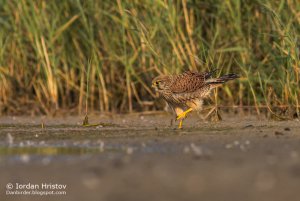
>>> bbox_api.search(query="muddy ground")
[0,113,300,201]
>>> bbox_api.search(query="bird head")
[151,75,170,92]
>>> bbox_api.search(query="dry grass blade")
[0,0,298,117]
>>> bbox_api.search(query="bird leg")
[176,108,193,120]
[176,108,193,128]
[178,119,183,129]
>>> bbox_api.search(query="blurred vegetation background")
[0,0,299,116]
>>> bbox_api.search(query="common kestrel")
[152,70,239,128]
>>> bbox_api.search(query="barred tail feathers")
[206,73,239,88]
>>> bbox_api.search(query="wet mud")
[0,114,300,201]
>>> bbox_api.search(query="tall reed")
[0,0,299,116]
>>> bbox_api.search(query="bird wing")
[169,71,208,93]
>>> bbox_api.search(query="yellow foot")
[176,108,193,120]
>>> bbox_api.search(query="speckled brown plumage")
[151,70,239,128]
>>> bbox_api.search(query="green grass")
[0,0,299,117]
